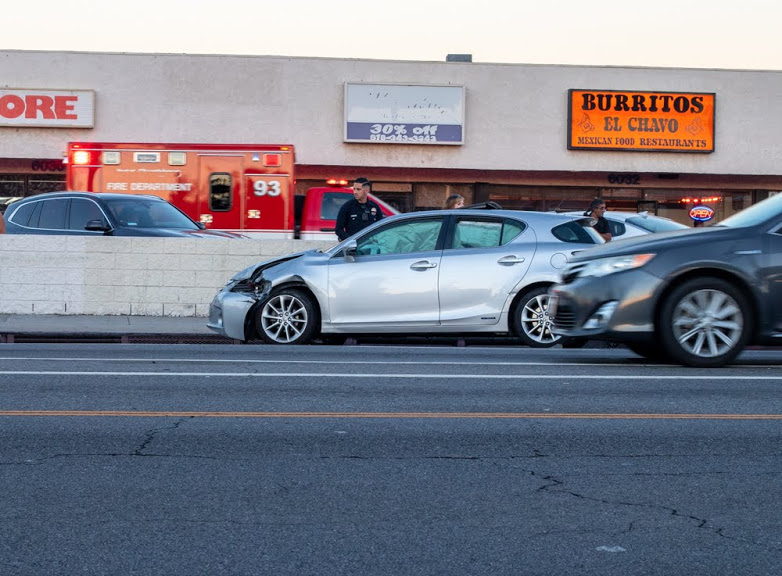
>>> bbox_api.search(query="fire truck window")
[322,193,349,220]
[209,173,232,212]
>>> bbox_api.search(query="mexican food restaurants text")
[568,90,715,153]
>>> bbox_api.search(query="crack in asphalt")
[535,472,781,551]
[133,418,190,455]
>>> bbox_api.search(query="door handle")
[410,261,437,270]
[497,255,526,265]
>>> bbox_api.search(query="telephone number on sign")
[369,134,438,142]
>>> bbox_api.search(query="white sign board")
[0,88,95,128]
[344,83,464,145]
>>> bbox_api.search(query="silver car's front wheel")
[513,287,561,348]
[660,278,751,367]
[256,288,318,345]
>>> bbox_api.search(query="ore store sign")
[568,89,715,153]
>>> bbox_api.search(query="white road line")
[0,357,667,367]
[0,371,780,380]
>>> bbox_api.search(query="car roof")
[12,191,165,203]
[563,210,674,221]
[407,208,594,224]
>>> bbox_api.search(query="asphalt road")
[0,344,780,575]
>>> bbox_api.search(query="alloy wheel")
[260,293,310,343]
[670,288,743,358]
[520,292,560,346]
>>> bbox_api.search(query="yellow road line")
[0,411,780,419]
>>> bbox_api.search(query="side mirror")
[196,222,206,230]
[85,219,112,234]
[343,239,358,262]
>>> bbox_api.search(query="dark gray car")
[550,193,782,367]
[3,192,244,238]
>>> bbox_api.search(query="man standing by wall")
[335,177,384,240]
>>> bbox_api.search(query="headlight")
[579,253,655,278]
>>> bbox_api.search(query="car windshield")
[625,215,688,233]
[105,198,199,229]
[717,193,782,228]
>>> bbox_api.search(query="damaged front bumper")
[207,275,272,341]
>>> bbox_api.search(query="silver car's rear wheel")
[256,288,318,345]
[660,278,751,367]
[513,287,561,348]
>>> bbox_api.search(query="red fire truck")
[66,142,296,237]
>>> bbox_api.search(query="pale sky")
[4,0,782,70]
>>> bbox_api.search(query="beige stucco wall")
[0,236,332,316]
[2,50,782,177]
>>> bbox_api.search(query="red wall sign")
[0,89,95,128]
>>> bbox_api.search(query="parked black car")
[3,192,244,238]
[550,193,782,367]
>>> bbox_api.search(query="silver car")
[207,209,603,347]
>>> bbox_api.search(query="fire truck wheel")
[256,288,318,345]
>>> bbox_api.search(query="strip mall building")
[1,49,782,224]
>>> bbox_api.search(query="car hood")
[180,229,247,239]
[570,227,732,261]
[230,250,316,282]
[117,228,246,238]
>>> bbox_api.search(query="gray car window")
[452,220,502,249]
[607,219,627,237]
[356,219,442,255]
[450,218,526,250]
[38,198,68,230]
[69,199,106,230]
[551,221,598,244]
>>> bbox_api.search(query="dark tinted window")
[552,221,598,244]
[38,199,68,230]
[27,201,42,228]
[8,202,36,226]
[69,199,106,230]
[209,172,232,211]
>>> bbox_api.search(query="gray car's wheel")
[256,288,318,345]
[659,277,751,367]
[513,287,561,348]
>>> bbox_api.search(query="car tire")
[513,286,561,348]
[659,277,751,368]
[255,288,319,345]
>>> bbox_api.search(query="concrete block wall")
[0,236,333,316]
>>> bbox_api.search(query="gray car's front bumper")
[207,290,257,341]
[550,269,663,340]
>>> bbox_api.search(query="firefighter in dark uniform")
[335,177,384,240]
